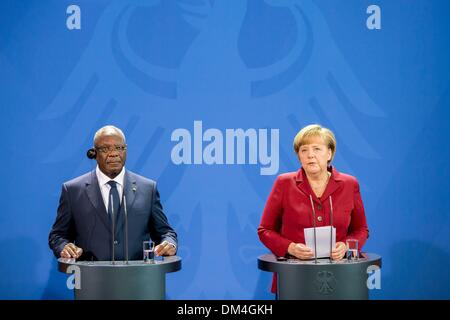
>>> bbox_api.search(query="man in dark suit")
[49,125,177,261]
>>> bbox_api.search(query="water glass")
[346,239,359,261]
[143,240,155,263]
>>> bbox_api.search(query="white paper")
[304,226,336,258]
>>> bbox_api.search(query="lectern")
[258,253,381,300]
[58,256,182,300]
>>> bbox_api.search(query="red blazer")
[257,166,369,292]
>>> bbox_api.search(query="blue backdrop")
[1,0,449,299]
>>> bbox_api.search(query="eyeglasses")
[95,145,127,154]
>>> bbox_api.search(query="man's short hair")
[93,125,126,146]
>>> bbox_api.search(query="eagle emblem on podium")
[315,271,337,295]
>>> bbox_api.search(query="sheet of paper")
[304,226,336,258]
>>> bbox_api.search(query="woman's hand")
[288,242,314,260]
[331,241,347,261]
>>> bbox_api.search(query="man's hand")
[287,243,314,260]
[155,240,176,256]
[60,243,83,259]
[331,241,347,261]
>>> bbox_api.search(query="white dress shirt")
[96,166,176,251]
[96,165,125,212]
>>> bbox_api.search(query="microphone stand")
[110,194,115,265]
[309,195,318,264]
[123,195,129,265]
[329,196,334,264]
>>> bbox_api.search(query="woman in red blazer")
[258,124,369,293]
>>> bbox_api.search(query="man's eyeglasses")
[95,146,127,154]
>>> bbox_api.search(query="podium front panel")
[58,257,181,300]
[258,253,381,300]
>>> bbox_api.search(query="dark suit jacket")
[258,166,369,292]
[49,169,177,261]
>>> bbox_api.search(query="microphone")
[86,148,96,159]
[329,196,334,263]
[309,195,318,264]
[123,194,129,264]
[110,194,115,265]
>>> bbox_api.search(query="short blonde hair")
[293,124,336,164]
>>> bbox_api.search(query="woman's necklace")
[310,172,331,197]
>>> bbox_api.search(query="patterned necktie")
[107,180,120,222]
